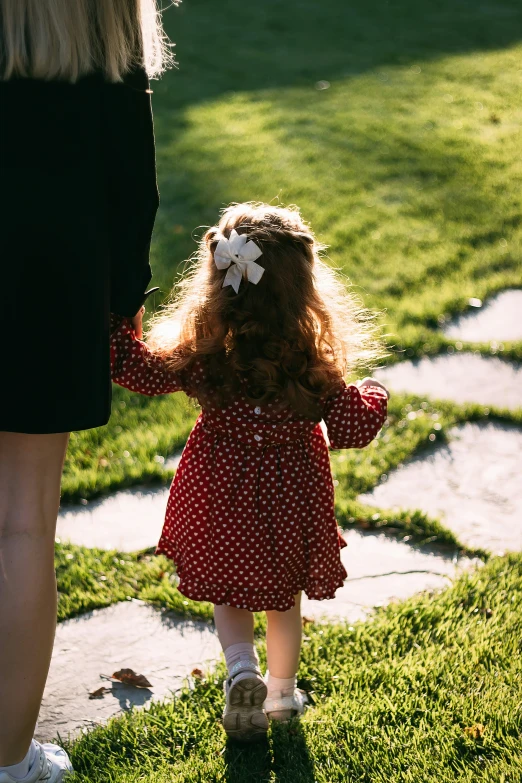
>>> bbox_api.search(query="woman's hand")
[356,376,390,399]
[130,306,145,339]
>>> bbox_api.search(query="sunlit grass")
[66,553,522,782]
[155,49,522,345]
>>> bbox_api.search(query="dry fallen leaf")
[191,668,204,679]
[112,668,152,688]
[89,687,109,700]
[302,616,313,627]
[464,723,485,739]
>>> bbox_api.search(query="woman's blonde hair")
[148,203,386,418]
[0,0,173,82]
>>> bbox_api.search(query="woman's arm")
[103,67,159,318]
[322,380,388,450]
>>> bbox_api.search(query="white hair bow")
[214,229,264,293]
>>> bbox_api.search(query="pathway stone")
[302,528,475,621]
[375,353,522,409]
[57,455,182,552]
[39,531,473,742]
[36,600,221,743]
[57,486,170,552]
[360,422,522,554]
[443,289,522,343]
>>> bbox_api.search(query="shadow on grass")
[223,720,315,783]
[160,0,522,110]
[223,739,272,783]
[270,720,316,783]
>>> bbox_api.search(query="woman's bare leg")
[0,432,68,766]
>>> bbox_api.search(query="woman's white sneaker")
[0,743,73,783]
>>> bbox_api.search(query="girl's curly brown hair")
[148,203,385,419]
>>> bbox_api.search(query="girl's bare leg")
[265,593,302,719]
[213,604,255,650]
[266,593,302,678]
[0,432,69,766]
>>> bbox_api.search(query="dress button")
[254,434,262,442]
[254,406,261,415]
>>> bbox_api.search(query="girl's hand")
[356,376,390,399]
[130,306,145,339]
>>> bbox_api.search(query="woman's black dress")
[0,67,159,433]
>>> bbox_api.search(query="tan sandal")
[264,688,309,722]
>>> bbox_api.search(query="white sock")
[266,672,296,698]
[0,740,38,780]
[224,642,259,676]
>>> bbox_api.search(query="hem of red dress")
[157,547,347,612]
[178,579,347,612]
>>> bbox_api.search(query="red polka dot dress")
[111,319,388,611]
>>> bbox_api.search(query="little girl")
[110,203,389,742]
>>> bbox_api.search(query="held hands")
[356,377,390,399]
[130,306,145,339]
[129,289,160,338]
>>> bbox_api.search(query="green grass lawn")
[65,553,522,783]
[54,2,522,778]
[152,0,522,354]
[61,0,522,500]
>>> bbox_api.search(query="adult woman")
[0,2,170,779]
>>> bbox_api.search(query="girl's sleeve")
[110,317,195,396]
[321,382,388,449]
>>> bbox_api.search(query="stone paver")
[443,289,522,343]
[38,531,473,741]
[360,422,522,554]
[375,353,522,409]
[37,600,221,743]
[302,528,475,620]
[56,455,182,553]
[57,486,170,552]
